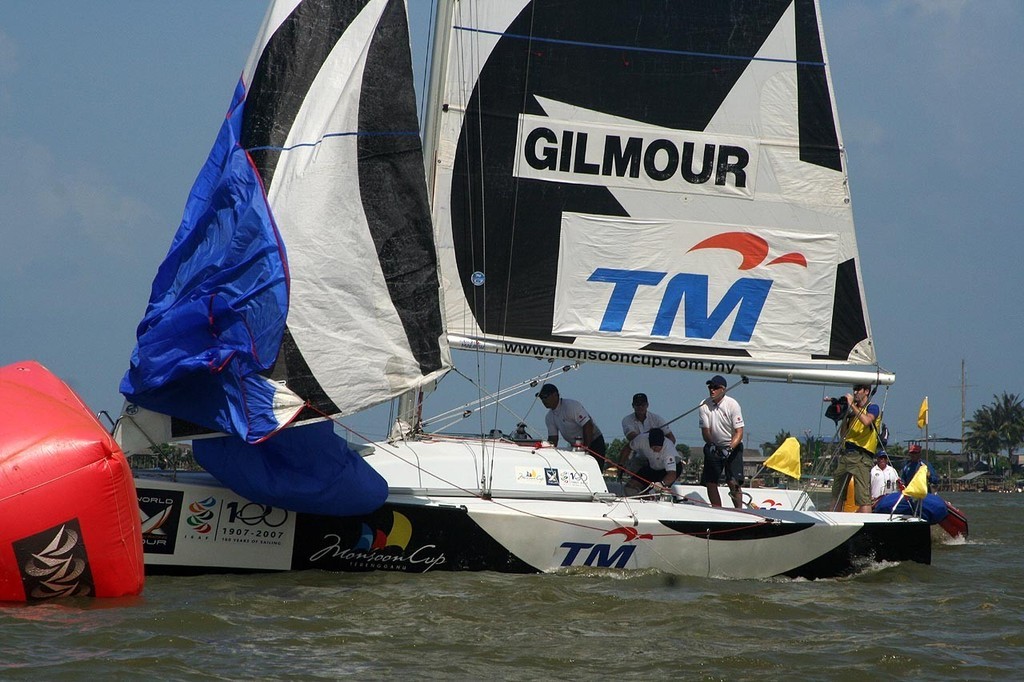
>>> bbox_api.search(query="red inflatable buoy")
[0,361,144,601]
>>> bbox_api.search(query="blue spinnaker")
[120,79,291,443]
[193,421,388,517]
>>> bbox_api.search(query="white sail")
[428,1,890,385]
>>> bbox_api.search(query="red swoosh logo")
[689,232,807,269]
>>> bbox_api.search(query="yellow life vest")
[844,404,879,454]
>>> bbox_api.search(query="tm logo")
[589,232,806,341]
[559,528,654,568]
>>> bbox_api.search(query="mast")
[961,358,967,463]
[396,0,457,435]
[420,0,455,193]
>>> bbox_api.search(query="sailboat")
[115,0,930,579]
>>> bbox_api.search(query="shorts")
[700,443,744,485]
[636,462,683,485]
[832,447,875,506]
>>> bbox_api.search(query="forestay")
[429,1,890,384]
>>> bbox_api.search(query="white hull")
[136,437,929,579]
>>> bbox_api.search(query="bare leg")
[729,483,743,509]
[706,483,722,507]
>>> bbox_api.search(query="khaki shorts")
[832,449,875,506]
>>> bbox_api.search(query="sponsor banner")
[137,481,296,571]
[514,113,758,199]
[553,213,838,356]
[301,509,447,573]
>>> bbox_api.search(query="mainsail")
[119,0,451,514]
[429,0,892,385]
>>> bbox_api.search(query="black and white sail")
[121,0,451,447]
[429,1,890,385]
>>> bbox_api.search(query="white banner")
[553,213,839,358]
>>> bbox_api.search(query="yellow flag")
[764,437,801,479]
[903,464,929,500]
[917,397,929,429]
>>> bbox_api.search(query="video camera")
[824,395,849,423]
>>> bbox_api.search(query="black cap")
[632,393,648,406]
[648,427,665,447]
[536,383,558,398]
[706,375,727,388]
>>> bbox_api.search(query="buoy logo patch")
[13,518,95,600]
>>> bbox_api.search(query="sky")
[2,1,1022,453]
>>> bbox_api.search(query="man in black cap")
[537,383,606,465]
[698,375,745,508]
[621,392,676,446]
[617,428,679,495]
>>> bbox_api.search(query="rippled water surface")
[2,492,1021,680]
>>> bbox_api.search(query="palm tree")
[966,393,1024,473]
[760,430,791,457]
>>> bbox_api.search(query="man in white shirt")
[621,393,676,446]
[538,383,606,466]
[698,375,745,508]
[870,451,899,501]
[617,428,679,494]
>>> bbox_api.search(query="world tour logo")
[309,511,446,572]
[13,519,95,600]
[138,488,184,555]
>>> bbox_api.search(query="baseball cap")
[877,451,888,459]
[631,393,648,406]
[536,383,558,398]
[706,375,727,388]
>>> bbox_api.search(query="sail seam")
[246,130,420,153]
[453,26,826,66]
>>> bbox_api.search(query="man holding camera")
[698,375,745,508]
[829,384,880,512]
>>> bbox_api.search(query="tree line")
[965,392,1023,474]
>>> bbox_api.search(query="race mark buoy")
[0,361,144,601]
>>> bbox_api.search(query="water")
[2,492,1021,680]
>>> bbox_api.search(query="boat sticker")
[515,466,547,485]
[308,511,446,572]
[557,470,591,489]
[138,487,184,555]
